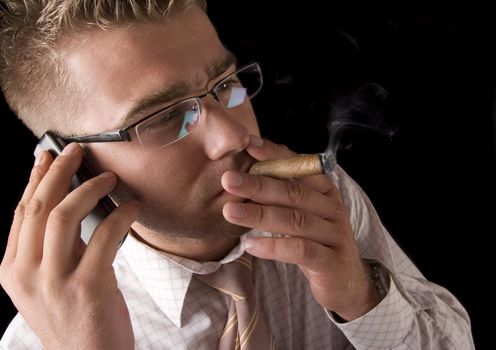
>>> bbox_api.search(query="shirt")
[1,166,475,349]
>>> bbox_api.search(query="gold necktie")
[196,254,276,350]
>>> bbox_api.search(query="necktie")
[196,254,276,350]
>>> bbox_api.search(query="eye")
[217,76,242,92]
[143,108,182,131]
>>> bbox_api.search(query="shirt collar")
[120,230,269,327]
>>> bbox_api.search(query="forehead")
[62,6,228,131]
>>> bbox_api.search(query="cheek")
[90,144,200,203]
[85,143,156,193]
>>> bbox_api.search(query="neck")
[130,225,240,261]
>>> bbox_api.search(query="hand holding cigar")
[248,152,337,179]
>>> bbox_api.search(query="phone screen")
[35,132,122,246]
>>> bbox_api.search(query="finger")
[17,143,83,264]
[246,135,295,162]
[223,202,338,246]
[79,200,140,273]
[246,136,332,194]
[42,172,118,274]
[2,151,53,264]
[244,236,333,271]
[222,171,337,220]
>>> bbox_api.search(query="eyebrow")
[118,51,238,128]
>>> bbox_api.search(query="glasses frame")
[63,62,263,148]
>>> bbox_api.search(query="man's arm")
[0,144,139,349]
[328,166,474,349]
[222,136,474,349]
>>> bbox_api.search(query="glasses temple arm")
[64,130,132,143]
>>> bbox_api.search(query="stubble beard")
[111,182,251,241]
[137,203,250,240]
[109,151,255,241]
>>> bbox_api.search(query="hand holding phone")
[0,132,138,349]
[35,132,121,246]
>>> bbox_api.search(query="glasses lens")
[135,98,200,148]
[215,63,263,109]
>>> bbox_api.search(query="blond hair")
[0,0,206,137]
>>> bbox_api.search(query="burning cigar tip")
[248,153,336,179]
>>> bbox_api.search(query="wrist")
[333,260,390,322]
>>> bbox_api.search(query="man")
[0,1,474,349]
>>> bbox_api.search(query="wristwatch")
[368,260,390,301]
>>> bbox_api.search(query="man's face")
[63,6,259,240]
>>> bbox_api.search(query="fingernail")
[61,143,79,155]
[34,151,46,166]
[227,172,244,187]
[250,135,264,147]
[225,203,245,218]
[100,171,116,181]
[244,238,256,250]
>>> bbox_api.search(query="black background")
[1,2,494,348]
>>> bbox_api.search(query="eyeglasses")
[63,62,263,149]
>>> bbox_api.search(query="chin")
[136,208,251,240]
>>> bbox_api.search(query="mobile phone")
[35,132,123,247]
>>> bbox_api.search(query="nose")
[197,96,250,160]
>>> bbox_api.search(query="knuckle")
[48,207,72,226]
[69,273,96,300]
[294,238,312,262]
[266,239,277,255]
[14,202,26,218]
[334,207,346,221]
[24,198,45,218]
[326,183,343,203]
[289,208,306,232]
[323,182,336,196]
[329,200,348,222]
[48,161,67,177]
[95,225,113,241]
[253,175,265,193]
[322,179,335,193]
[285,181,306,203]
[93,219,125,248]
[97,211,121,232]
[254,205,266,223]
[29,166,45,183]
[327,181,338,194]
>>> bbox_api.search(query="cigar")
[249,152,336,179]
